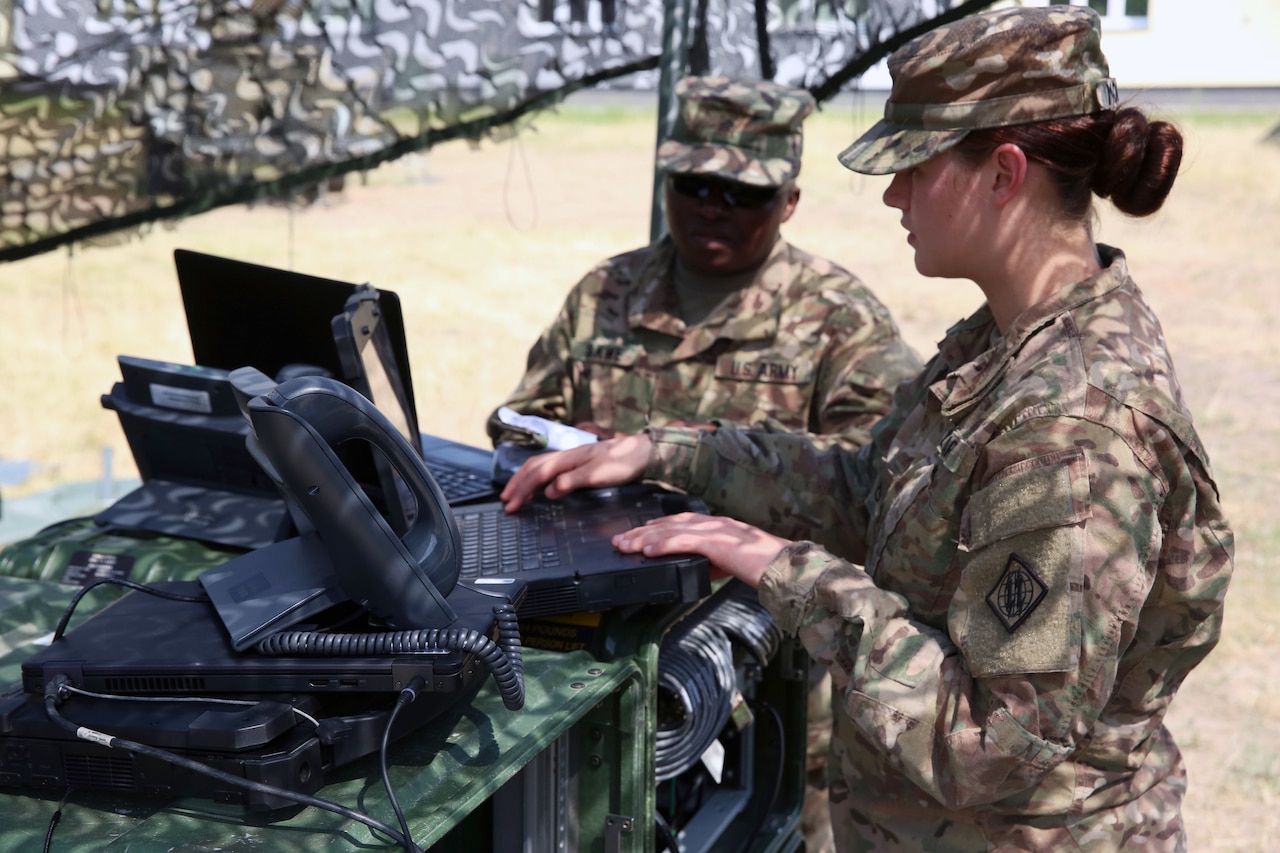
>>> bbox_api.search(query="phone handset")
[238,370,460,628]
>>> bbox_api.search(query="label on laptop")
[149,382,214,414]
[520,611,602,652]
[62,550,136,586]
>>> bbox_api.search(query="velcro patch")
[951,451,1087,677]
[985,553,1047,633]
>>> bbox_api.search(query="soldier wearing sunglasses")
[488,75,917,452]
[487,75,919,853]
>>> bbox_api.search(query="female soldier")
[501,6,1234,850]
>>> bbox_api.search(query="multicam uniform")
[491,230,919,853]
[490,74,920,853]
[486,235,920,450]
[640,248,1234,851]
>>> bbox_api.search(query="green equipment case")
[0,521,809,852]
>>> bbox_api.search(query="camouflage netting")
[0,0,993,263]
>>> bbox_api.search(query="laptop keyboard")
[428,461,496,504]
[456,503,564,578]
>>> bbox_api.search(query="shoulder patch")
[985,553,1047,633]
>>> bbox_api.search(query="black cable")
[655,619,735,780]
[753,0,775,80]
[654,582,781,780]
[705,596,781,667]
[688,0,710,75]
[381,675,429,853]
[255,603,525,711]
[42,788,71,853]
[654,806,681,853]
[42,681,415,850]
[742,702,786,850]
[51,577,209,643]
[494,604,525,709]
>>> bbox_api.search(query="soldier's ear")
[989,143,1028,208]
[778,184,801,224]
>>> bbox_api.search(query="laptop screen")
[174,248,419,530]
[331,284,423,531]
[331,284,419,449]
[174,248,416,419]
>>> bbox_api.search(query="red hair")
[954,108,1184,221]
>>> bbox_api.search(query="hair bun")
[1094,108,1183,216]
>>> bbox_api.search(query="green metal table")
[0,564,805,852]
[0,575,670,851]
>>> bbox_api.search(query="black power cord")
[41,788,71,853]
[654,580,792,851]
[382,675,429,851]
[654,581,782,781]
[254,603,526,711]
[742,702,786,849]
[654,806,681,853]
[42,676,421,851]
[655,619,736,781]
[51,577,210,642]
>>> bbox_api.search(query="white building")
[1016,0,1279,90]
[858,1,1280,95]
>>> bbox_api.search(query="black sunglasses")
[668,174,781,210]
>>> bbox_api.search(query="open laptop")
[174,248,499,506]
[229,370,709,621]
[452,486,711,618]
[299,285,705,621]
[175,248,409,387]
[93,356,292,550]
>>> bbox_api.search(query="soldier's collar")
[939,247,1130,418]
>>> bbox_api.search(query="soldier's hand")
[611,513,791,589]
[500,433,652,512]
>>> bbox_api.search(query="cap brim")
[656,140,795,187]
[837,119,969,175]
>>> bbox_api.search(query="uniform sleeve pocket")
[951,448,1092,679]
[961,447,1092,551]
[864,619,949,690]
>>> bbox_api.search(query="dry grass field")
[1,92,1277,849]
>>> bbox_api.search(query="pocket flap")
[961,447,1091,552]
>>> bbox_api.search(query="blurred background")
[0,1,1277,848]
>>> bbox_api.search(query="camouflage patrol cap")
[839,6,1120,176]
[657,75,816,187]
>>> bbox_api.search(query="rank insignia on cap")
[986,553,1047,633]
